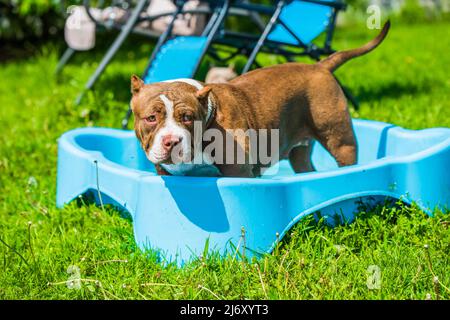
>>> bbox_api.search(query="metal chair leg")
[55,47,76,76]
[75,0,149,105]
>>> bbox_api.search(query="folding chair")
[56,0,213,104]
[56,0,151,78]
[121,0,231,128]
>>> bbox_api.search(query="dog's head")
[130,75,215,165]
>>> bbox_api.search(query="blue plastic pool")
[56,119,450,265]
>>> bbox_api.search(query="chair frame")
[121,0,232,128]
[56,0,218,104]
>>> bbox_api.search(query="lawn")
[0,20,449,300]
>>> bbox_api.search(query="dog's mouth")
[148,148,193,165]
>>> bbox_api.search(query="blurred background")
[1,1,449,58]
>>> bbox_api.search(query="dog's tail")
[318,21,390,72]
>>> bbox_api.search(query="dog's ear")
[131,75,144,95]
[196,86,217,126]
[196,86,211,101]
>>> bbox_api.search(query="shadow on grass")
[77,190,134,223]
[92,66,439,107]
[354,80,436,103]
[0,44,40,63]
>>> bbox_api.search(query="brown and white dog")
[130,22,390,177]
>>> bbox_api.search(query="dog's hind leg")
[324,140,357,167]
[288,140,315,173]
[309,81,358,167]
[313,115,357,167]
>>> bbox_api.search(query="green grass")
[0,21,449,300]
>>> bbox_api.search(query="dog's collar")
[206,95,216,128]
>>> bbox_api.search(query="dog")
[130,21,390,177]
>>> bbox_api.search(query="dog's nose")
[162,135,182,152]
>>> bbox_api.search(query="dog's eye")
[144,115,157,125]
[182,114,193,124]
